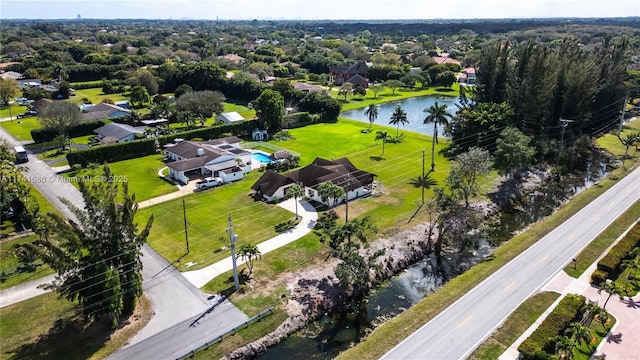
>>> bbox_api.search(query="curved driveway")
[383,166,640,360]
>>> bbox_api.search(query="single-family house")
[80,103,131,122]
[458,67,476,85]
[215,111,245,124]
[328,61,369,88]
[291,82,324,93]
[31,98,53,113]
[93,123,146,144]
[164,136,251,184]
[430,56,461,66]
[217,54,246,64]
[251,157,375,205]
[1,71,22,80]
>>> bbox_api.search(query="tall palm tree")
[598,280,623,309]
[388,105,408,139]
[286,184,305,219]
[375,130,389,156]
[423,101,453,171]
[364,104,378,130]
[565,322,592,351]
[552,335,576,360]
[237,244,262,277]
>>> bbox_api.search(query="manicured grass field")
[223,101,256,119]
[62,154,177,202]
[71,88,128,105]
[596,118,640,158]
[275,118,450,230]
[136,171,294,271]
[0,104,28,119]
[0,116,40,141]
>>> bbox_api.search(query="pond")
[340,96,460,137]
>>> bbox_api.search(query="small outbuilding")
[215,112,245,124]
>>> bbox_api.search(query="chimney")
[197,148,205,157]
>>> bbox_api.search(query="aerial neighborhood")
[1,10,639,360]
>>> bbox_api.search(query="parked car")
[196,177,223,190]
[17,110,37,118]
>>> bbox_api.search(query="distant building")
[215,111,245,124]
[329,60,369,88]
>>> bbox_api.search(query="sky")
[1,0,639,20]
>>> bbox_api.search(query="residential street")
[382,165,640,359]
[0,126,246,350]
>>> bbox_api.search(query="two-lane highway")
[383,166,640,359]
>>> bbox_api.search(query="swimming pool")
[252,152,273,163]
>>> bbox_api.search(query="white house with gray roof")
[93,123,146,144]
[164,136,251,184]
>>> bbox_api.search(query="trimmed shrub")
[31,120,106,143]
[610,235,638,259]
[597,253,622,277]
[518,294,585,360]
[591,269,609,285]
[67,138,156,167]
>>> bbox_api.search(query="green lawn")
[0,234,54,290]
[71,88,128,105]
[0,291,152,360]
[0,104,28,119]
[596,118,640,158]
[223,101,256,119]
[274,118,450,230]
[136,171,294,271]
[62,154,177,202]
[0,116,40,141]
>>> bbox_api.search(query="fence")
[175,306,275,360]
[240,141,300,158]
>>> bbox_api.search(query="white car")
[196,177,223,190]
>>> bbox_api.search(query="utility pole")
[421,149,425,205]
[618,95,628,137]
[228,215,240,291]
[182,198,189,254]
[559,118,574,148]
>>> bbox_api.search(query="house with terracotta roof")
[430,56,461,66]
[251,157,375,205]
[164,136,251,184]
[328,61,369,88]
[458,67,476,85]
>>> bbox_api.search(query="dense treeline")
[449,36,629,167]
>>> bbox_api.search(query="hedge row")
[592,223,640,284]
[31,120,106,143]
[66,120,258,167]
[70,81,103,90]
[518,294,585,360]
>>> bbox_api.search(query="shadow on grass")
[8,313,118,360]
[369,155,385,161]
[218,269,251,298]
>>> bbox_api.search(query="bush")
[597,253,622,277]
[67,138,157,167]
[518,294,585,360]
[31,120,106,143]
[70,81,103,90]
[591,269,609,285]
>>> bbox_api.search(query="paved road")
[0,126,247,350]
[382,166,640,360]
